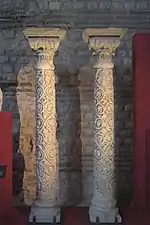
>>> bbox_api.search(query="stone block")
[2,63,13,73]
[2,29,16,39]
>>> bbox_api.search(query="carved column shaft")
[83,33,122,223]
[35,58,58,201]
[23,29,66,223]
[93,60,115,205]
[31,38,60,223]
[33,39,59,203]
[90,38,119,208]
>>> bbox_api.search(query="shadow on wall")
[55,29,96,206]
[113,35,133,209]
[56,70,83,205]
[77,59,95,205]
[54,29,90,206]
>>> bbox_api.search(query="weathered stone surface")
[56,72,82,206]
[17,66,36,205]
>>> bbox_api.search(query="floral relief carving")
[89,37,120,61]
[93,66,115,197]
[28,37,60,62]
[87,38,122,223]
[29,37,60,51]
[23,29,66,222]
[35,68,58,200]
[30,37,60,203]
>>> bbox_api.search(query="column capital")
[88,37,120,56]
[23,28,66,70]
[27,37,60,53]
[23,28,66,59]
[82,28,126,67]
[23,28,66,41]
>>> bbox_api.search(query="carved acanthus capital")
[89,37,120,59]
[23,28,66,62]
[82,28,125,64]
[29,37,60,53]
[29,37,60,64]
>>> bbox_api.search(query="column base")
[89,205,122,224]
[29,200,61,224]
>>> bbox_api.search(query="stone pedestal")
[83,29,124,223]
[23,28,66,224]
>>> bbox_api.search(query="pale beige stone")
[82,29,123,223]
[23,28,66,223]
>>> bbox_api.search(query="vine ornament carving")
[23,28,66,223]
[82,28,125,223]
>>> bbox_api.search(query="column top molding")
[23,28,66,53]
[82,28,127,43]
[23,28,66,40]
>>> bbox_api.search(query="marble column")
[83,29,123,223]
[23,28,66,223]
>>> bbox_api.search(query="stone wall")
[0,0,149,206]
[56,72,82,206]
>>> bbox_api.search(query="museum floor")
[1,206,150,225]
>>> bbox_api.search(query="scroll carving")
[85,34,121,223]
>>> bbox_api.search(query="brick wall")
[0,0,149,206]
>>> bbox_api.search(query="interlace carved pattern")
[92,66,115,206]
[36,67,58,201]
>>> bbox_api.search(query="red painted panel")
[0,112,12,213]
[133,34,150,210]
